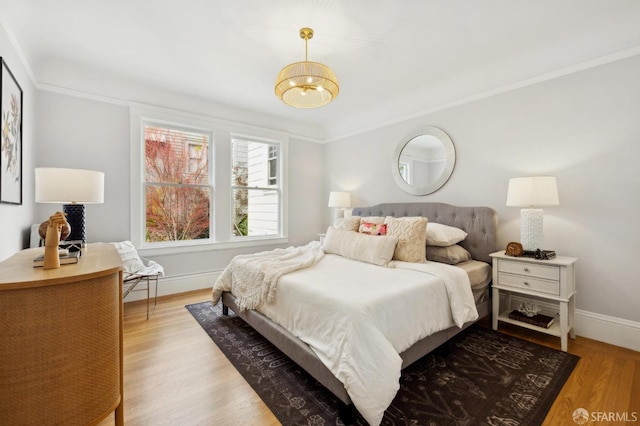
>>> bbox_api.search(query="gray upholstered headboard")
[352,202,498,264]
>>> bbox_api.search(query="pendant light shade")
[275,28,339,108]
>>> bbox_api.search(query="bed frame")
[222,202,498,407]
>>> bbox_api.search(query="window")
[268,145,277,186]
[399,161,411,184]
[130,104,288,253]
[144,123,211,243]
[188,143,205,174]
[232,138,281,237]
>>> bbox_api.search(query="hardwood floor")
[115,289,639,426]
[119,289,279,426]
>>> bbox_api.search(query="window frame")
[130,104,288,256]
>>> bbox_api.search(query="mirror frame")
[391,125,456,195]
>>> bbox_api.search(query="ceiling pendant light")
[275,28,339,108]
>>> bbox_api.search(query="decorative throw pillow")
[426,223,468,247]
[323,227,398,267]
[359,221,388,236]
[333,216,361,232]
[426,244,472,265]
[113,240,145,273]
[384,216,428,263]
[360,216,386,225]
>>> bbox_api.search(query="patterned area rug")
[186,301,579,426]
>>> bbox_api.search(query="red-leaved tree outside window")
[144,124,211,242]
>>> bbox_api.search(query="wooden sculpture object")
[43,211,69,269]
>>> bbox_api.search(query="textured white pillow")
[333,216,361,232]
[323,227,398,267]
[384,216,428,263]
[113,240,145,273]
[426,223,468,247]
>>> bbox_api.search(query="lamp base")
[521,208,543,251]
[63,204,86,251]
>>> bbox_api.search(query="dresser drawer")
[498,259,560,280]
[498,272,560,295]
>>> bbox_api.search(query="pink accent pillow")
[359,221,388,236]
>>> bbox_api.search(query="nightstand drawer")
[498,272,560,295]
[498,260,559,280]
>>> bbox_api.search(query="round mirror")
[392,126,456,195]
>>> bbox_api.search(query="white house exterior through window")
[232,138,281,238]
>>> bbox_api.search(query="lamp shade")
[506,176,559,207]
[328,191,351,208]
[275,28,339,109]
[275,61,339,108]
[35,168,104,204]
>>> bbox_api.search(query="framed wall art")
[1,57,23,205]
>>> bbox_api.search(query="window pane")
[145,125,208,185]
[233,188,279,236]
[232,138,280,238]
[143,123,212,244]
[146,185,210,242]
[232,139,277,188]
[268,145,277,186]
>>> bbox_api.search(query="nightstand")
[490,250,578,351]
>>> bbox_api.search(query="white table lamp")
[506,176,559,251]
[328,191,351,221]
[35,168,105,248]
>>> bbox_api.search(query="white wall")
[325,55,640,327]
[34,92,130,241]
[0,23,36,261]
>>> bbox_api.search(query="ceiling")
[2,0,640,141]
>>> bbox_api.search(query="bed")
[214,202,497,425]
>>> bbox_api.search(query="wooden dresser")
[0,243,124,425]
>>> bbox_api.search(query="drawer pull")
[523,281,530,286]
[523,267,530,272]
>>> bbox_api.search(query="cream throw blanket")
[212,241,324,310]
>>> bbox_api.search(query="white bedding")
[248,253,478,425]
[213,241,324,310]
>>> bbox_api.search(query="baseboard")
[123,270,222,303]
[574,309,640,352]
[502,294,640,352]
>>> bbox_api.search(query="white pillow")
[384,216,428,263]
[426,244,472,265]
[323,227,398,267]
[333,216,361,232]
[426,223,468,247]
[113,240,145,273]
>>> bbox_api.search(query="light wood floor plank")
[106,289,639,426]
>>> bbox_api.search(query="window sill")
[136,236,289,257]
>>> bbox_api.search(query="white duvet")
[213,250,478,425]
